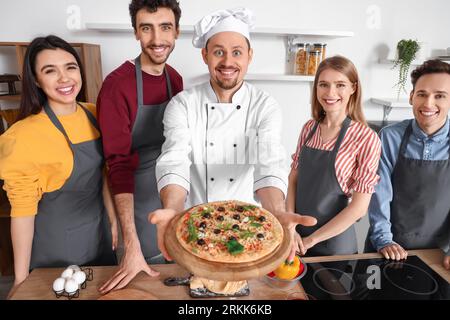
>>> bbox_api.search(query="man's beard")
[216,78,239,90]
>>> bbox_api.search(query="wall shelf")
[371,98,411,124]
[85,23,354,38]
[0,94,21,102]
[85,23,353,83]
[246,74,314,82]
[191,73,315,83]
[379,57,450,65]
[379,58,424,66]
[371,98,410,108]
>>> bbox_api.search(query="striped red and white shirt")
[291,119,381,196]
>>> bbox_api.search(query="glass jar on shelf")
[307,50,321,75]
[312,43,327,63]
[293,43,308,75]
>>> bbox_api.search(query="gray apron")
[389,121,449,249]
[30,102,116,269]
[132,55,173,263]
[295,117,358,256]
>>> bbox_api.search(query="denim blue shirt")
[368,118,450,255]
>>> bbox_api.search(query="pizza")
[175,200,284,263]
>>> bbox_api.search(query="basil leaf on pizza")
[176,200,284,263]
[226,239,244,255]
[187,217,198,243]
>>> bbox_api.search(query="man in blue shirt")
[367,59,450,270]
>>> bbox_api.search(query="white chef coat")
[156,81,288,208]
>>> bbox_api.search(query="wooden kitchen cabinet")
[0,180,13,276]
[0,42,103,110]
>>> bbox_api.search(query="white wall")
[1,0,450,252]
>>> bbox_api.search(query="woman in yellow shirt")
[0,35,117,294]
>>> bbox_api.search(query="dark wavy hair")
[411,59,450,90]
[129,0,181,30]
[17,35,85,121]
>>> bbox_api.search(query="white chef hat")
[192,7,255,48]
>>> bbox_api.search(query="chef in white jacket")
[150,7,316,261]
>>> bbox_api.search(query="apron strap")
[301,116,351,157]
[44,102,101,146]
[304,121,320,145]
[43,101,73,147]
[78,103,101,132]
[135,54,173,106]
[331,116,351,156]
[443,118,450,158]
[398,120,414,158]
[135,55,144,107]
[164,67,173,100]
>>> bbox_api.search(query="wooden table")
[10,264,304,300]
[10,249,449,300]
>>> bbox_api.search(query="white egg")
[72,270,86,285]
[52,277,66,293]
[67,265,81,272]
[61,268,74,279]
[64,278,79,295]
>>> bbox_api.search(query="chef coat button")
[236,105,241,110]
[233,144,237,147]
[211,106,215,110]
[211,178,215,181]
[210,142,214,146]
[230,178,234,182]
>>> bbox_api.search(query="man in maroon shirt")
[97,0,183,293]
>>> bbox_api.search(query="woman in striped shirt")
[286,56,381,257]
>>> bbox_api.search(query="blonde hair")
[311,55,367,126]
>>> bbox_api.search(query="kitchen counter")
[9,249,449,300]
[9,264,303,300]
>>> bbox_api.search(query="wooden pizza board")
[164,212,292,281]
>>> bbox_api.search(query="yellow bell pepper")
[274,256,301,280]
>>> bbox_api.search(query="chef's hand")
[275,211,317,262]
[443,255,450,270]
[99,243,160,294]
[148,208,179,261]
[379,243,408,261]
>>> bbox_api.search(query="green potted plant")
[393,39,421,99]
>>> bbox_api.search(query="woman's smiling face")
[34,48,82,107]
[316,68,356,118]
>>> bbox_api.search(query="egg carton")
[53,267,94,300]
